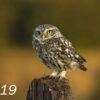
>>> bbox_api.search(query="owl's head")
[33,24,63,42]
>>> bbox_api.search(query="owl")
[32,24,87,79]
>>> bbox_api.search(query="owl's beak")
[37,34,44,43]
[41,33,46,40]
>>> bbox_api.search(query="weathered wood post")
[27,76,73,100]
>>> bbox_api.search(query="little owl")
[32,24,87,79]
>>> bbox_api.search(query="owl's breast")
[40,39,64,69]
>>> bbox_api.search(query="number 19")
[0,85,17,95]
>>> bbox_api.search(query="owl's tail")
[80,65,88,71]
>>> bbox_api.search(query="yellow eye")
[47,30,54,36]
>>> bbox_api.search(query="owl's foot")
[49,71,67,80]
[49,71,59,79]
[50,71,58,77]
[57,71,67,80]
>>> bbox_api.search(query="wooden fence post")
[27,76,73,100]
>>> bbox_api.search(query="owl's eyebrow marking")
[44,28,56,33]
[35,29,40,32]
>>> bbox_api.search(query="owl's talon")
[49,75,56,79]
[56,76,66,80]
[50,71,58,77]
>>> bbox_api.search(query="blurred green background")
[0,0,100,100]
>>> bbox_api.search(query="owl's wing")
[61,37,86,62]
[59,37,87,71]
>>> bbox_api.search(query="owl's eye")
[35,31,41,37]
[47,30,54,36]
